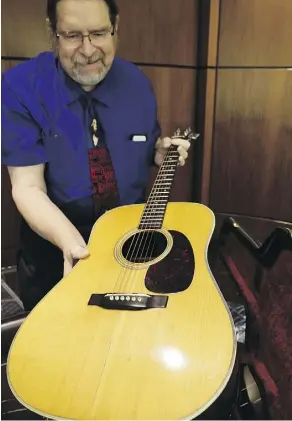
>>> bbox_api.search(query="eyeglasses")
[56,28,115,46]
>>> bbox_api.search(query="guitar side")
[7,202,237,420]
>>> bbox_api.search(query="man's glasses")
[56,27,115,46]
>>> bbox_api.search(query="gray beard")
[71,64,110,86]
[54,46,111,87]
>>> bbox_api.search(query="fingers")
[71,245,90,259]
[157,137,172,149]
[63,245,89,277]
[63,256,73,277]
[171,137,191,151]
[178,148,188,166]
[155,136,191,167]
[177,145,188,160]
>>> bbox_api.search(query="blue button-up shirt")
[2,52,161,228]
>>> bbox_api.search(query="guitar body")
[7,202,236,420]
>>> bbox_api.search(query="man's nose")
[79,36,97,57]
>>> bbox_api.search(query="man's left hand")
[154,137,191,167]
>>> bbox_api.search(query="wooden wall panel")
[210,69,292,222]
[219,0,292,66]
[1,0,49,57]
[118,0,198,65]
[195,0,220,204]
[1,60,24,72]
[141,67,196,135]
[141,66,197,202]
[1,0,198,66]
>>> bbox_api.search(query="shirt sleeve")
[1,77,48,167]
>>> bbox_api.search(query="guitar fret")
[142,214,165,217]
[141,218,162,224]
[144,210,166,212]
[141,222,161,228]
[147,205,168,207]
[142,210,165,214]
[145,204,167,206]
[145,206,166,214]
[138,127,197,230]
[141,217,164,221]
[147,195,168,198]
[143,212,166,214]
[153,182,172,186]
[143,214,165,217]
[145,204,166,207]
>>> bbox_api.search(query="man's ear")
[46,18,57,51]
[46,18,53,36]
[115,15,120,33]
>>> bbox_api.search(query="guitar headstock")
[173,127,200,142]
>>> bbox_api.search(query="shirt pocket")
[42,130,90,191]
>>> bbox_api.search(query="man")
[1,0,190,311]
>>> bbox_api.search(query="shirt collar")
[57,58,117,107]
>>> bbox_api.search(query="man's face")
[55,0,119,90]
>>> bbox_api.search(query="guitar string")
[110,164,166,294]
[117,146,178,295]
[112,231,140,293]
[113,149,173,294]
[133,132,198,295]
[136,151,178,295]
[113,131,194,294]
[130,148,177,294]
[112,133,192,295]
[109,155,174,293]
[110,148,175,294]
[90,129,272,411]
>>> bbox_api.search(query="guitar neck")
[138,145,179,230]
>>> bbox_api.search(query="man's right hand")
[7,164,91,278]
[63,244,90,277]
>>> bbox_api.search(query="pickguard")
[145,230,195,293]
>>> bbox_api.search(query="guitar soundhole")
[121,231,167,263]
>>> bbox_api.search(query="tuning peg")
[184,127,191,137]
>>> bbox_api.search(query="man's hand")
[63,242,90,277]
[154,136,191,167]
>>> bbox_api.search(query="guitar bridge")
[88,293,168,310]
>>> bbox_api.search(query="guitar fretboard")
[138,145,179,230]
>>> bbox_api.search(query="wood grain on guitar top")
[7,203,236,420]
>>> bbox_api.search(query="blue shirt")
[2,52,161,225]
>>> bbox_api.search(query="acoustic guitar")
[7,128,237,420]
